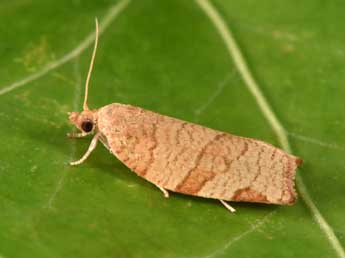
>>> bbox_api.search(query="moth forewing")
[96,103,301,206]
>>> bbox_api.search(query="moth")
[68,19,302,213]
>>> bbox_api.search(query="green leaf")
[1,0,344,258]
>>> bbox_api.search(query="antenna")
[83,18,99,111]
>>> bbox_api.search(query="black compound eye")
[81,121,94,132]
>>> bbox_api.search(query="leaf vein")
[45,59,82,209]
[0,0,131,96]
[193,71,235,121]
[196,0,345,257]
[43,0,131,208]
[202,211,276,258]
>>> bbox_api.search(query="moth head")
[68,18,100,135]
[68,110,98,133]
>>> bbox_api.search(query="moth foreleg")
[220,200,236,213]
[70,133,100,166]
[67,131,92,138]
[157,185,169,198]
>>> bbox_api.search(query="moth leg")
[67,131,91,138]
[157,185,169,198]
[70,133,100,166]
[220,200,236,213]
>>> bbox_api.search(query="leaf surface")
[0,0,344,257]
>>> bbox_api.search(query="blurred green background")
[0,0,344,257]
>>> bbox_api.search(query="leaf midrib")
[194,0,345,257]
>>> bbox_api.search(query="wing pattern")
[98,103,301,204]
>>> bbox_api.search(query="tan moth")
[68,19,302,213]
